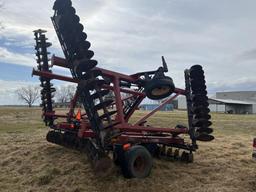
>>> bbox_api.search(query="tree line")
[16,85,77,108]
[16,85,115,108]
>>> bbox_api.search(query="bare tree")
[56,86,68,104]
[16,86,40,107]
[56,85,76,105]
[66,85,76,101]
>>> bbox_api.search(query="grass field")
[0,107,256,192]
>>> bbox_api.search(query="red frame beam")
[32,69,77,83]
[32,69,146,97]
[115,124,188,134]
[116,134,185,145]
[52,56,136,82]
[50,55,186,95]
[135,93,181,125]
[35,54,192,148]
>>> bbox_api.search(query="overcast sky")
[0,0,256,105]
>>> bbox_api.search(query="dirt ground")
[0,107,256,192]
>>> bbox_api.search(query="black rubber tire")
[121,145,153,178]
[145,77,175,100]
[142,143,160,157]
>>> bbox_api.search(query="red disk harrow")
[32,0,214,178]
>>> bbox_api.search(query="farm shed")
[178,97,256,114]
[208,98,256,114]
[178,91,256,114]
[216,91,256,102]
[209,91,256,114]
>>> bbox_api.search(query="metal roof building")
[208,98,256,114]
[178,91,256,114]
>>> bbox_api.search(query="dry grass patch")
[0,107,256,192]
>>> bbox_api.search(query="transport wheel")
[142,143,160,157]
[145,77,175,100]
[121,145,153,178]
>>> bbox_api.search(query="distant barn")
[209,91,256,114]
[178,91,256,114]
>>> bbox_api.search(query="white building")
[177,91,256,114]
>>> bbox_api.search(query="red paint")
[35,55,192,148]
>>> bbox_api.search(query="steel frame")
[33,55,197,151]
